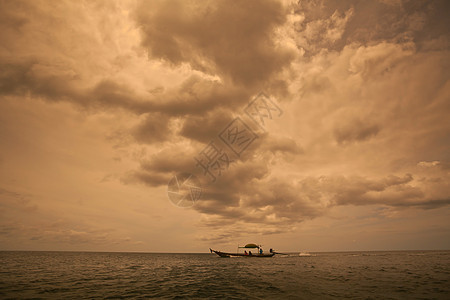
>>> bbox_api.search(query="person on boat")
[244,251,248,255]
[249,251,252,255]
[270,248,273,253]
[259,248,263,255]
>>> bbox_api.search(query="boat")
[209,243,276,258]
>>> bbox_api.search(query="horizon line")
[1,249,449,254]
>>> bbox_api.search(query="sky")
[0,0,449,253]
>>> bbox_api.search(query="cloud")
[261,135,303,155]
[122,171,171,188]
[294,5,354,55]
[348,41,414,78]
[121,144,199,188]
[135,0,295,86]
[0,1,253,119]
[179,108,235,143]
[417,161,440,168]
[0,187,37,213]
[172,0,450,235]
[0,55,260,130]
[294,0,450,56]
[1,0,449,250]
[334,119,380,145]
[0,221,139,246]
[151,76,251,116]
[192,170,450,233]
[132,113,173,144]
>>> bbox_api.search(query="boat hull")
[210,249,275,258]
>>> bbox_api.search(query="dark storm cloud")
[98,76,248,116]
[0,1,259,122]
[411,198,450,210]
[0,59,247,117]
[179,108,235,143]
[1,0,449,246]
[334,119,380,145]
[152,76,250,116]
[196,171,450,227]
[344,0,450,50]
[0,58,258,151]
[139,147,197,174]
[127,123,304,195]
[122,146,197,188]
[283,173,450,211]
[0,59,84,102]
[322,174,419,206]
[239,177,327,223]
[294,0,450,56]
[135,0,295,86]
[122,171,171,188]
[0,57,138,110]
[261,135,303,155]
[132,113,173,144]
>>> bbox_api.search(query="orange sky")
[0,0,449,252]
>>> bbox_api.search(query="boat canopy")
[239,243,259,248]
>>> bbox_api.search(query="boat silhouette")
[209,243,277,257]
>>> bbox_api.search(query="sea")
[0,250,449,299]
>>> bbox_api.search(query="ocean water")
[0,251,449,299]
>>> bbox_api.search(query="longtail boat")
[209,243,276,258]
